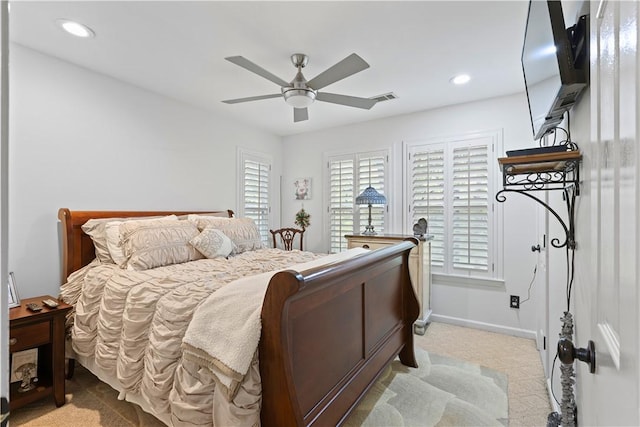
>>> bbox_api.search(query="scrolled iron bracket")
[495,184,577,249]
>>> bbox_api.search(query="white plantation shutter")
[358,156,386,235]
[328,151,388,253]
[240,152,271,244]
[406,133,497,279]
[409,147,446,268]
[451,145,489,272]
[329,158,354,253]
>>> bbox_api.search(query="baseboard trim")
[547,378,561,414]
[429,314,537,340]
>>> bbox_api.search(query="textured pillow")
[103,215,177,267]
[177,212,230,220]
[82,215,169,264]
[187,215,233,231]
[209,218,264,254]
[105,221,128,267]
[190,228,235,259]
[119,219,203,271]
[82,219,118,263]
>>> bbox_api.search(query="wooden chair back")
[270,227,304,251]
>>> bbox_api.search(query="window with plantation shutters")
[451,144,489,272]
[327,151,388,253]
[409,147,446,269]
[328,158,354,253]
[238,149,271,245]
[405,131,500,279]
[357,156,386,237]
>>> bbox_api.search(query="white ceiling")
[9,1,530,137]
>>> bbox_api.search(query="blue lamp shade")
[355,186,387,205]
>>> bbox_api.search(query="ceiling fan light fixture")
[283,88,317,108]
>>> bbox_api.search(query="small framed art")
[294,177,311,201]
[8,271,20,308]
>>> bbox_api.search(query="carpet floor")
[10,322,550,426]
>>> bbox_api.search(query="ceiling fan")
[222,53,379,123]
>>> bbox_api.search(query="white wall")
[10,43,550,337]
[282,93,543,335]
[9,44,283,298]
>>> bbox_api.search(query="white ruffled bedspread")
[65,248,328,426]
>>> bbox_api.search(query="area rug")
[344,347,509,426]
[11,347,508,427]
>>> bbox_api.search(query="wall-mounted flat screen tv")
[522,0,587,140]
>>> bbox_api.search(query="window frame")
[403,130,504,283]
[324,149,390,253]
[237,148,272,245]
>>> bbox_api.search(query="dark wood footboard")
[259,240,419,426]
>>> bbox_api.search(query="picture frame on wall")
[8,271,20,308]
[294,177,311,200]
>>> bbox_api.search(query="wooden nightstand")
[9,295,71,410]
[345,234,433,334]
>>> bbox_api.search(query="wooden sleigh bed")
[58,208,419,426]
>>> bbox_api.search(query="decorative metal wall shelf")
[495,150,582,249]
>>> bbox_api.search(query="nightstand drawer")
[10,321,50,352]
[347,239,395,250]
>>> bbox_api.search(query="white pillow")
[105,215,177,268]
[190,228,235,259]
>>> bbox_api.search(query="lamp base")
[362,225,377,235]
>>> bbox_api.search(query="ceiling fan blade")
[306,53,370,90]
[316,92,377,110]
[293,108,309,122]
[225,56,290,87]
[222,94,282,104]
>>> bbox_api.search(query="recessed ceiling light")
[56,19,95,38]
[450,74,471,85]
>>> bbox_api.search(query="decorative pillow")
[118,218,203,271]
[177,212,230,220]
[187,215,233,231]
[105,221,128,267]
[190,228,235,259]
[204,218,264,254]
[103,215,177,267]
[82,219,118,263]
[82,215,169,264]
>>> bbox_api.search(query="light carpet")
[10,347,507,427]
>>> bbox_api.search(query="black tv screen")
[522,0,587,140]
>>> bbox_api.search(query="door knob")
[557,338,596,374]
[531,244,541,252]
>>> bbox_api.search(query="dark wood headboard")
[57,208,234,285]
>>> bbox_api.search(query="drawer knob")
[362,244,370,249]
[9,338,17,346]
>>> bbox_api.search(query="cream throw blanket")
[182,248,368,400]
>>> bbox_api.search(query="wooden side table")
[345,234,433,334]
[9,295,71,410]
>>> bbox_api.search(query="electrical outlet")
[510,295,520,309]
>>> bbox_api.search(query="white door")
[574,1,639,425]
